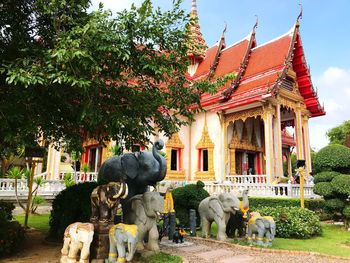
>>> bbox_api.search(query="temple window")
[195,118,215,180]
[165,133,185,179]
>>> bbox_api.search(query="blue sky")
[90,0,350,150]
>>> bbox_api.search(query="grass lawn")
[14,214,50,233]
[140,252,182,263]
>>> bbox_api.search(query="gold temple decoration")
[165,133,185,180]
[226,107,264,126]
[195,116,215,180]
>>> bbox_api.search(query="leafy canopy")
[326,120,350,146]
[0,0,234,154]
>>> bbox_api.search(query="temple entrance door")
[247,153,255,175]
[235,151,243,175]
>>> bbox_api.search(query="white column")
[263,108,274,183]
[303,116,312,175]
[275,104,283,178]
[295,107,304,160]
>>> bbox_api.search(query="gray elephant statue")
[124,192,164,251]
[108,223,138,263]
[198,193,240,241]
[226,189,249,238]
[247,212,276,247]
[60,222,94,263]
[98,140,166,213]
[90,182,128,223]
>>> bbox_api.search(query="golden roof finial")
[188,0,207,60]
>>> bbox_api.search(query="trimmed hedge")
[256,206,322,239]
[313,182,334,197]
[49,182,98,240]
[172,181,209,227]
[0,202,15,224]
[0,202,25,257]
[331,174,350,195]
[313,144,350,174]
[325,198,345,210]
[314,171,340,184]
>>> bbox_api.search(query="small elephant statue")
[60,222,94,263]
[124,192,164,251]
[90,182,128,223]
[247,212,276,247]
[108,223,139,263]
[198,193,240,241]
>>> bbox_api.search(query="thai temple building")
[45,0,325,184]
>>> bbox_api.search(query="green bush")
[313,182,334,197]
[256,206,322,239]
[172,181,209,227]
[343,206,350,218]
[314,171,340,184]
[49,182,98,240]
[331,174,350,195]
[325,198,345,211]
[0,221,25,257]
[313,144,350,174]
[0,202,15,224]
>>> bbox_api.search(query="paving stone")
[177,244,210,253]
[196,249,233,260]
[218,255,254,263]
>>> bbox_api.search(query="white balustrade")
[226,174,268,184]
[59,172,98,182]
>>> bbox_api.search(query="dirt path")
[0,230,61,263]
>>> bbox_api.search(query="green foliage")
[343,206,350,218]
[49,182,98,239]
[81,164,90,173]
[140,252,182,263]
[256,206,322,239]
[0,201,24,256]
[6,166,23,179]
[325,198,345,211]
[0,202,15,223]
[313,144,350,174]
[0,221,25,257]
[313,182,334,197]
[331,174,350,195]
[63,172,75,187]
[172,181,209,227]
[327,120,350,145]
[109,145,123,156]
[314,171,340,183]
[15,214,50,233]
[1,0,234,154]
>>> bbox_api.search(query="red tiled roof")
[193,44,219,78]
[213,40,249,77]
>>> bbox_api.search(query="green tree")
[1,0,233,155]
[326,120,350,146]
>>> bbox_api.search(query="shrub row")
[256,206,322,239]
[49,182,98,240]
[0,202,25,257]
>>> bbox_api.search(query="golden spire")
[188,0,207,61]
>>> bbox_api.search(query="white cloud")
[309,67,350,150]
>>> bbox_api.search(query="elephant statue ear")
[131,199,147,225]
[121,154,139,179]
[209,197,224,220]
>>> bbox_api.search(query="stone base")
[90,222,113,261]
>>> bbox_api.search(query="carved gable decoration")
[166,133,184,149]
[196,120,214,149]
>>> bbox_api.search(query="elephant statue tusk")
[121,183,129,199]
[113,183,124,199]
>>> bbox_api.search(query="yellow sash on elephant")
[164,191,175,213]
[109,223,138,238]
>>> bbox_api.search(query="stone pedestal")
[90,222,113,263]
